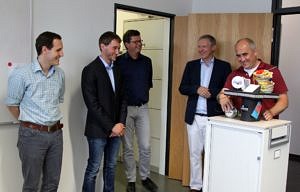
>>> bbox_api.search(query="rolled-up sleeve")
[5,69,25,106]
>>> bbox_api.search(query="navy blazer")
[179,58,231,125]
[81,57,127,138]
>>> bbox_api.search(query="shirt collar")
[32,58,55,76]
[125,52,140,60]
[200,57,214,66]
[237,59,262,75]
[99,55,114,69]
[32,59,42,72]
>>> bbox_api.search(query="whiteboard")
[0,0,32,123]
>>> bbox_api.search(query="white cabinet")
[203,116,291,192]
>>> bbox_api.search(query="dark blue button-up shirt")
[116,52,153,106]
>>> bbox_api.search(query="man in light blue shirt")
[179,34,231,192]
[6,31,65,192]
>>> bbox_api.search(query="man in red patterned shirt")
[218,38,288,120]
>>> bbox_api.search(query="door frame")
[271,0,300,66]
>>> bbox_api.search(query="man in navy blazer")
[179,34,231,192]
[81,31,127,192]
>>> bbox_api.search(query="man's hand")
[110,123,125,137]
[263,110,274,121]
[217,90,234,112]
[7,106,20,119]
[197,86,211,98]
[263,93,288,121]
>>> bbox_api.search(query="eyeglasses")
[130,40,143,44]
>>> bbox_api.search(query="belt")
[195,113,208,116]
[20,121,63,132]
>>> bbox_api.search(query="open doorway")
[114,4,174,175]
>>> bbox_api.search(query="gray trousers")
[17,125,63,192]
[122,104,151,182]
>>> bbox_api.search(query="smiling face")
[43,39,64,66]
[125,35,142,56]
[235,39,258,69]
[100,39,121,63]
[197,38,216,62]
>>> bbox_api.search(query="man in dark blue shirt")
[116,30,157,192]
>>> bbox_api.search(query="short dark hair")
[123,30,140,44]
[98,31,121,50]
[198,34,216,46]
[35,31,62,56]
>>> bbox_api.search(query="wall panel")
[168,16,188,180]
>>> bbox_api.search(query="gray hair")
[235,38,256,50]
[198,34,216,46]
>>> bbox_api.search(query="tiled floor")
[115,159,300,192]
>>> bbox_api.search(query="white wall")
[192,0,272,13]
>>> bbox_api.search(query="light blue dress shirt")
[99,56,115,92]
[196,58,214,114]
[5,59,65,125]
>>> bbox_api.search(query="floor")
[115,159,300,192]
[115,162,189,192]
[286,160,300,192]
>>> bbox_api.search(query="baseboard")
[289,153,300,161]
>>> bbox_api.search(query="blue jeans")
[17,125,63,192]
[82,136,121,192]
